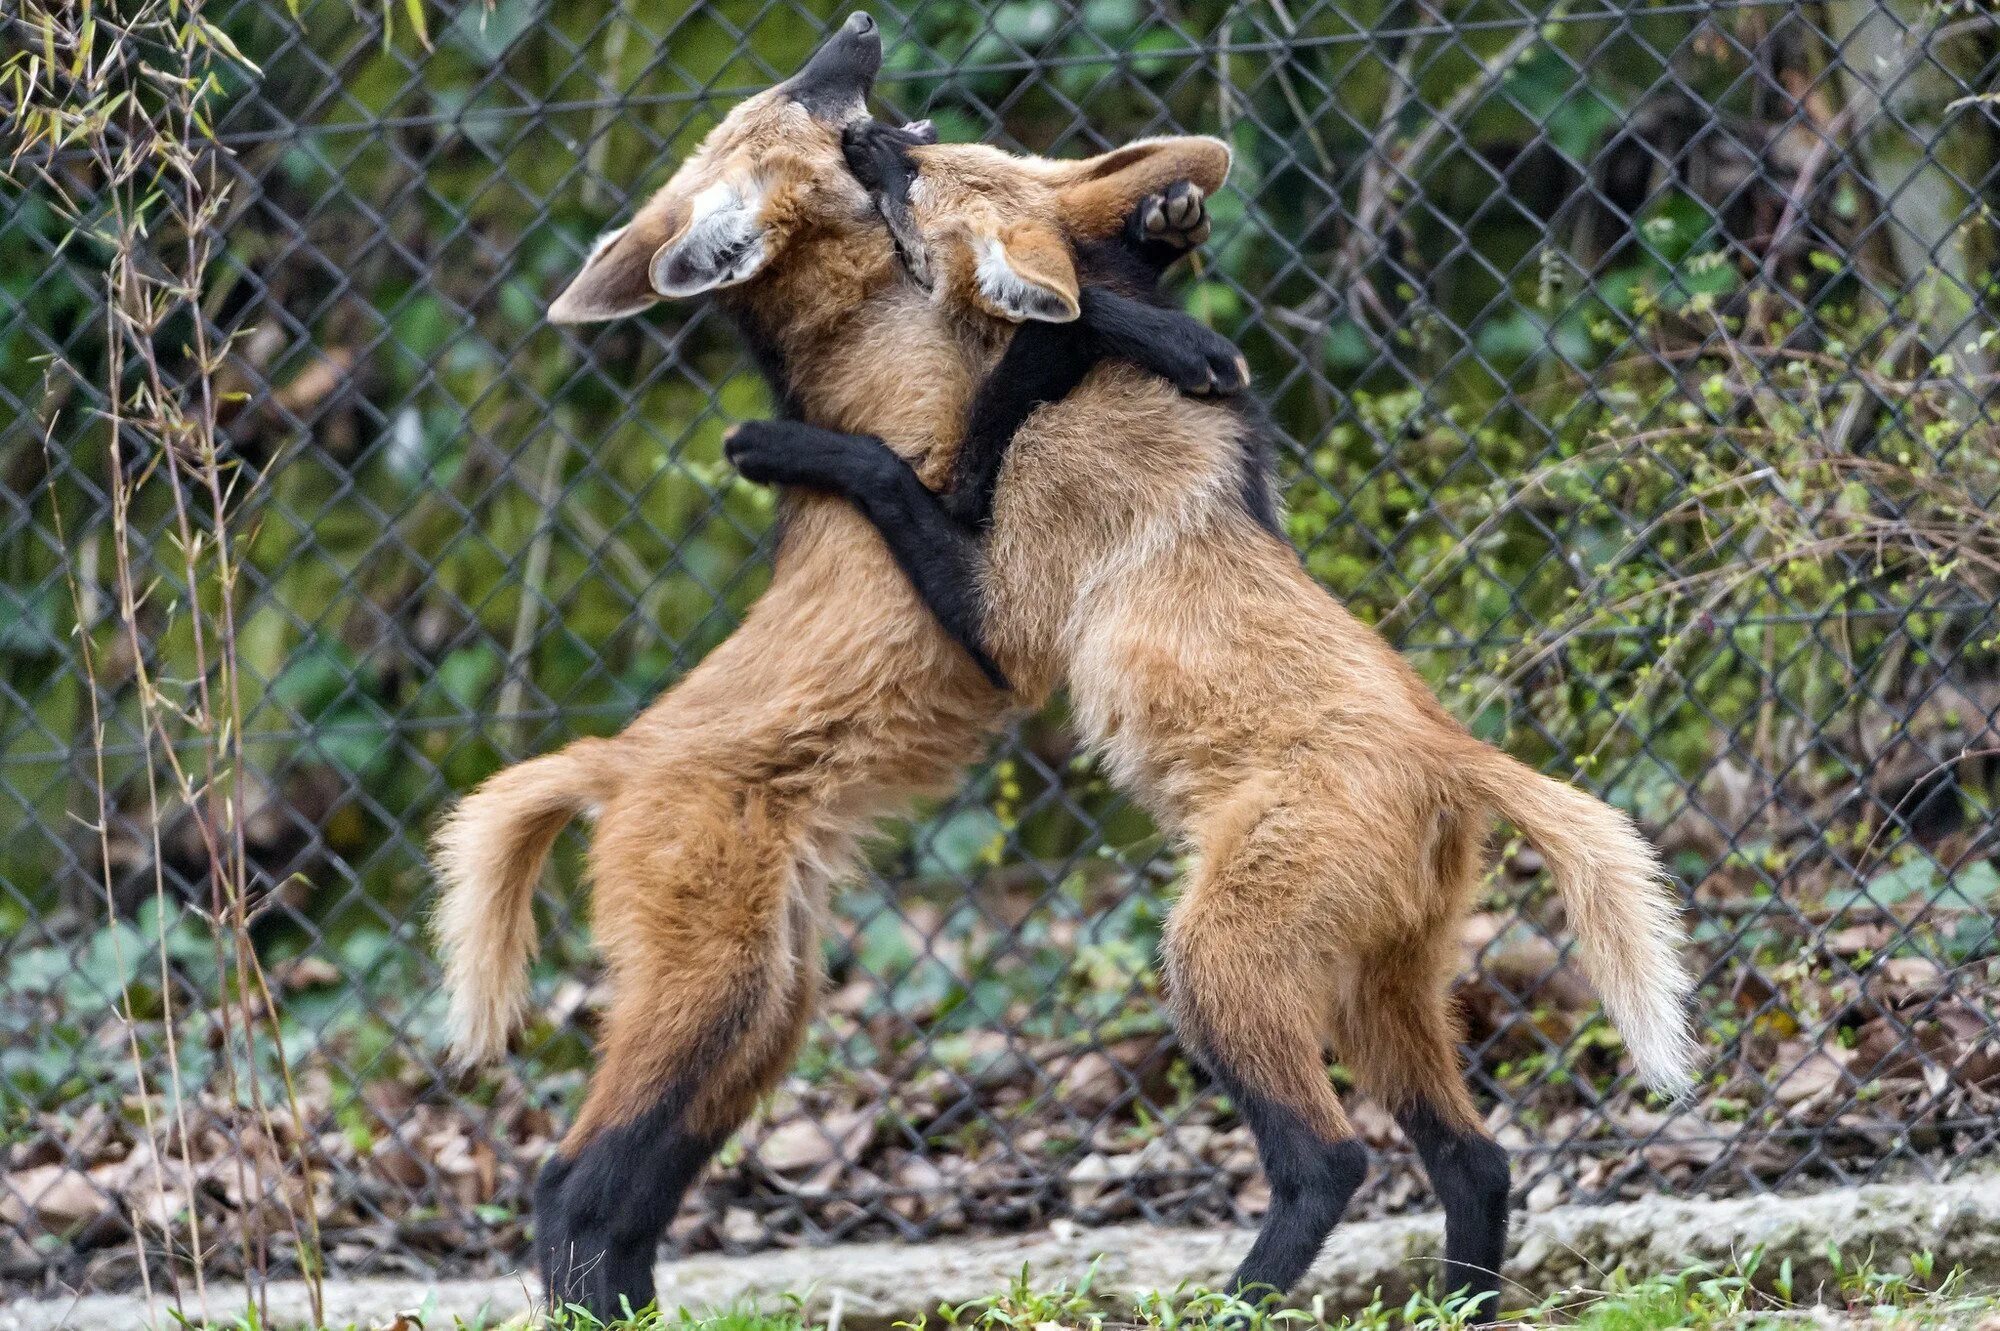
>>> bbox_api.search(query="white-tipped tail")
[430,738,614,1065]
[1471,750,1700,1094]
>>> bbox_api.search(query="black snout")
[784,12,882,120]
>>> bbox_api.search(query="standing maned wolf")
[724,117,1702,1320]
[434,15,1241,1318]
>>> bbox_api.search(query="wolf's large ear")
[971,220,1080,323]
[1045,136,1232,242]
[549,180,775,322]
[549,221,667,324]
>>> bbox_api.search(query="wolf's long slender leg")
[1162,842,1369,1304]
[537,812,822,1320]
[1332,944,1511,1322]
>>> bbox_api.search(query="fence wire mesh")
[3,0,1999,1300]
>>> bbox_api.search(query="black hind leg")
[1398,1101,1510,1323]
[536,893,823,1321]
[535,1103,722,1319]
[1162,891,1368,1308]
[1334,947,1512,1323]
[1229,1090,1370,1304]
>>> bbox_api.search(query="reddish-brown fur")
[762,142,1705,1313]
[875,150,1699,1115]
[430,21,1233,1316]
[716,125,1701,1315]
[436,20,1694,1318]
[436,121,1231,1138]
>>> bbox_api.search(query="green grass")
[166,1249,1999,1331]
[179,1301,824,1331]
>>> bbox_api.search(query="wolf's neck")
[721,231,894,396]
[723,254,1001,487]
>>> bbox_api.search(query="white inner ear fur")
[648,180,770,297]
[974,235,1079,324]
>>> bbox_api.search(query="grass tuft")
[159,1247,1996,1331]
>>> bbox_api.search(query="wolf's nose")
[845,12,875,34]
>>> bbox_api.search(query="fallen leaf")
[1824,924,1893,955]
[0,1165,112,1231]
[1882,956,1945,991]
[754,1111,872,1174]
[1773,1048,1852,1106]
[277,957,342,991]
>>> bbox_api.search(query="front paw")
[841,118,929,191]
[1132,180,1212,252]
[725,422,817,487]
[1158,324,1250,397]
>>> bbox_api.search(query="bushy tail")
[431,738,616,1066]
[1469,749,1699,1094]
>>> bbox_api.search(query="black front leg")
[1078,287,1248,397]
[1070,182,1247,397]
[935,291,1248,537]
[725,421,1008,690]
[842,119,936,288]
[943,319,1101,531]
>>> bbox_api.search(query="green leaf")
[272,644,353,717]
[994,0,1061,45]
[1950,861,2000,903]
[437,643,503,710]
[919,807,1005,878]
[403,0,430,51]
[1869,857,1939,905]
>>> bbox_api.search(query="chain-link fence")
[4,0,1999,1301]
